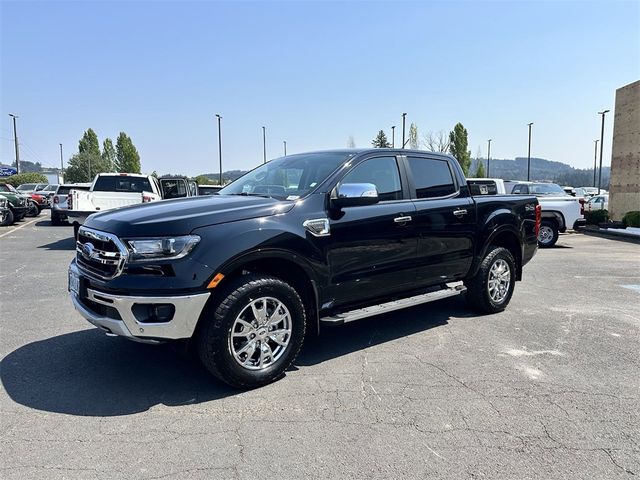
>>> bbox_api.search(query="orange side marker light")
[207,273,225,289]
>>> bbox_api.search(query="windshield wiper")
[227,192,273,198]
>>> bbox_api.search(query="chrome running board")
[320,283,466,325]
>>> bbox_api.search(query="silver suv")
[51,183,91,225]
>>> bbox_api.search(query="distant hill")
[470,157,610,188]
[197,169,247,184]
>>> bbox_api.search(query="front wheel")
[0,209,14,226]
[26,202,40,217]
[537,220,559,248]
[465,246,516,314]
[196,274,306,388]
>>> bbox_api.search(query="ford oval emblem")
[82,242,95,259]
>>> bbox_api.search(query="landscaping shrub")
[584,209,609,225]
[0,172,48,187]
[622,211,640,228]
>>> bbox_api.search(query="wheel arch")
[541,210,565,231]
[474,226,523,281]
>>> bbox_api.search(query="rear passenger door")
[405,156,475,286]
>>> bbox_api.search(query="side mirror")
[331,183,379,209]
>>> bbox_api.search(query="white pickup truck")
[505,181,584,247]
[66,173,163,237]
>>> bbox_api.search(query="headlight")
[0,198,7,208]
[125,235,200,263]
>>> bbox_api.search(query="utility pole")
[391,126,396,148]
[527,123,533,181]
[401,113,407,149]
[597,110,609,194]
[262,126,266,164]
[593,139,599,187]
[487,139,492,177]
[283,140,287,156]
[59,143,64,178]
[8,114,20,174]
[215,114,222,186]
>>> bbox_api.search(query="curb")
[581,228,640,245]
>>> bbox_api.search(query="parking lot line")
[0,217,41,238]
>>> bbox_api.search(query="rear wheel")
[537,220,559,248]
[197,273,306,389]
[26,202,40,217]
[465,246,516,314]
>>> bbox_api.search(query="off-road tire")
[537,219,559,248]
[0,209,14,226]
[196,273,306,389]
[464,246,516,314]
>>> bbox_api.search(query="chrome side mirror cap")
[331,183,379,208]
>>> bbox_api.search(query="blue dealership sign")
[0,166,17,176]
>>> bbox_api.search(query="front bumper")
[69,268,210,342]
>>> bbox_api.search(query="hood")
[84,195,295,237]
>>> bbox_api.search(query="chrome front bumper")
[70,288,210,342]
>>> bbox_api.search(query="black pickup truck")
[69,149,540,388]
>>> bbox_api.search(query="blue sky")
[1,0,638,175]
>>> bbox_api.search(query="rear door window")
[407,157,457,199]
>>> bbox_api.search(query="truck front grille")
[76,227,128,280]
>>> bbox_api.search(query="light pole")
[597,110,609,194]
[391,126,396,148]
[8,114,20,174]
[262,126,266,164]
[487,139,492,177]
[593,139,599,187]
[215,114,222,186]
[59,143,64,178]
[283,140,287,156]
[527,123,533,181]
[401,113,407,149]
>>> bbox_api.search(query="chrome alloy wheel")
[228,297,292,370]
[538,225,554,245]
[487,258,511,304]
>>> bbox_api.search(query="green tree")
[78,128,100,156]
[115,132,141,173]
[64,151,111,183]
[449,123,472,175]
[195,175,213,185]
[409,123,419,149]
[371,130,391,148]
[473,160,486,177]
[102,138,116,170]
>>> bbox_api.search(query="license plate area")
[69,270,80,295]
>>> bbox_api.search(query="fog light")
[132,303,176,323]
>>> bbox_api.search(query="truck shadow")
[0,297,470,417]
[37,236,76,250]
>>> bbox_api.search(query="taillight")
[534,204,542,237]
[142,194,152,203]
[53,196,59,204]
[579,198,585,215]
[67,194,72,209]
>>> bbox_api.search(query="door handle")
[394,215,412,223]
[453,209,468,217]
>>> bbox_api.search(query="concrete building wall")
[609,80,640,221]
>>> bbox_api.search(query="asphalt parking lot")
[1,213,638,479]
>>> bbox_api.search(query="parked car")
[0,183,30,224]
[506,181,584,247]
[26,193,47,216]
[584,194,609,212]
[51,183,92,225]
[34,184,59,203]
[198,185,223,195]
[66,173,163,237]
[69,149,540,389]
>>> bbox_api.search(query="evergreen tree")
[409,123,419,149]
[449,123,472,175]
[473,160,486,178]
[371,130,391,148]
[115,132,141,173]
[78,128,100,156]
[101,138,116,171]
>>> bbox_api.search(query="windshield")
[530,183,566,195]
[17,184,35,191]
[219,152,353,200]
